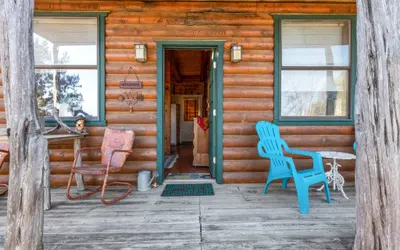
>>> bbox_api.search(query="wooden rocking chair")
[0,144,9,196]
[66,128,135,205]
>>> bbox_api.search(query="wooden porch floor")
[0,183,355,249]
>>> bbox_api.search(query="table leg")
[44,148,51,211]
[333,163,348,199]
[339,185,349,199]
[74,138,85,191]
[333,158,337,190]
[317,157,349,199]
[331,159,348,199]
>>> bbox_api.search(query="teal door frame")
[156,41,225,185]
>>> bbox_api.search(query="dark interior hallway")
[167,144,209,174]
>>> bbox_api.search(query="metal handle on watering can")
[148,171,159,187]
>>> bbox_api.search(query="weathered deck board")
[0,183,355,249]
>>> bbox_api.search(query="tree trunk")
[0,0,47,249]
[354,1,400,249]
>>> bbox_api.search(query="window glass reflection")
[34,17,97,65]
[281,70,348,117]
[282,20,350,67]
[36,69,98,119]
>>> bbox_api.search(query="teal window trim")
[273,15,357,126]
[155,41,225,185]
[34,12,108,127]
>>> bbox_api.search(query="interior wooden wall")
[0,1,356,186]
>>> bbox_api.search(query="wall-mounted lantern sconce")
[135,44,147,63]
[230,44,242,63]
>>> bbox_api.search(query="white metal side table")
[317,151,356,199]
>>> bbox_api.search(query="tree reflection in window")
[36,71,83,117]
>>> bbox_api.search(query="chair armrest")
[0,150,9,154]
[74,147,101,158]
[281,140,324,171]
[72,147,102,168]
[285,148,320,159]
[281,139,319,158]
[105,149,133,171]
[284,149,324,173]
[286,148,323,163]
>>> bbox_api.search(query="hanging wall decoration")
[118,66,145,112]
[118,90,145,112]
[120,66,143,89]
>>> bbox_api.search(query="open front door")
[208,50,218,178]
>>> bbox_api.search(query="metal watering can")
[137,170,159,191]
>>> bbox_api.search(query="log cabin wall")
[0,1,357,186]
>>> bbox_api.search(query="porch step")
[164,173,216,184]
[164,179,216,184]
[164,173,215,184]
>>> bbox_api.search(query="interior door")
[180,96,202,143]
[208,50,217,178]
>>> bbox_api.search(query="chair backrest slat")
[256,121,284,156]
[101,128,135,168]
[256,121,291,176]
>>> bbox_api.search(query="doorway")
[156,41,224,185]
[164,49,211,180]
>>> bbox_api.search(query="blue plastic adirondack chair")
[353,141,356,152]
[256,121,331,214]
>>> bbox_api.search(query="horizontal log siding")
[0,1,356,186]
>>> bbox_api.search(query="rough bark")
[0,0,48,249]
[354,1,400,249]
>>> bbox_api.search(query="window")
[184,98,200,121]
[273,16,356,125]
[33,13,106,126]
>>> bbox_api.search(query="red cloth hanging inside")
[197,117,209,132]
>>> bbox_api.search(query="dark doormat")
[161,183,214,197]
